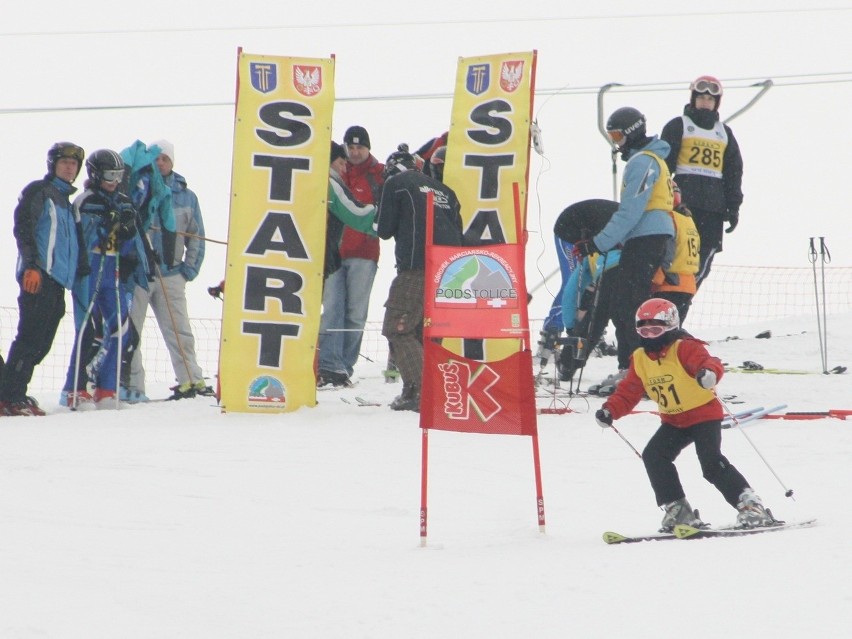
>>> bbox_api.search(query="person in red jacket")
[317,125,385,387]
[594,298,775,532]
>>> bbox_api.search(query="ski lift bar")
[597,83,623,201]
[724,79,773,123]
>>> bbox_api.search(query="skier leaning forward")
[594,297,776,532]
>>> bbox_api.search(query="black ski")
[674,519,817,540]
[602,530,678,544]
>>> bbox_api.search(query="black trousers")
[0,275,66,402]
[643,420,750,508]
[608,234,669,369]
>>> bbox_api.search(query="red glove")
[22,268,42,294]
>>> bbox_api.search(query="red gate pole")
[419,427,430,546]
[531,433,546,532]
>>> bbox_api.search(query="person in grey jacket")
[574,108,675,389]
[126,140,211,401]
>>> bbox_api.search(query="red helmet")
[635,298,679,338]
[690,75,723,110]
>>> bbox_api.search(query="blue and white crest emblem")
[250,62,277,94]
[467,64,490,95]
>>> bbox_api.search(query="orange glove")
[22,268,42,294]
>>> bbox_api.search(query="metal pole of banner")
[819,237,831,373]
[723,79,773,124]
[532,434,547,533]
[808,237,827,373]
[419,427,429,547]
[597,83,622,201]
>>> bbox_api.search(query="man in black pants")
[0,142,88,416]
[574,107,675,394]
[375,145,463,411]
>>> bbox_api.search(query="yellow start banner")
[443,51,537,360]
[219,51,335,413]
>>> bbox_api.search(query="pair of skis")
[603,518,817,544]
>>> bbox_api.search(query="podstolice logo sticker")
[247,375,286,408]
[433,251,520,309]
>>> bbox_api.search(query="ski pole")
[819,237,831,373]
[609,422,643,460]
[114,253,122,410]
[71,253,108,410]
[716,394,794,499]
[808,237,826,373]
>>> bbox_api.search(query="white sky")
[1,1,850,321]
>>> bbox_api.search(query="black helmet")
[86,149,125,185]
[383,143,418,179]
[47,142,85,179]
[605,107,647,153]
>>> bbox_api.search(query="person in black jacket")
[660,75,744,291]
[375,144,463,411]
[0,142,88,416]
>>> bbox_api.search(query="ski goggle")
[692,79,722,96]
[636,321,670,339]
[55,145,85,162]
[101,169,124,184]
[607,130,626,145]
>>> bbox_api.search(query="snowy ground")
[0,314,849,638]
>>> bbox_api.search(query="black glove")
[102,209,121,227]
[118,253,139,282]
[724,208,739,234]
[572,238,598,259]
[208,281,225,300]
[595,407,613,429]
[116,208,137,241]
[76,252,91,278]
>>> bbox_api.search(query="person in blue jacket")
[573,107,675,391]
[0,142,89,416]
[60,149,149,407]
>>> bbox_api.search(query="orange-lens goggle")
[693,79,722,96]
[607,130,626,145]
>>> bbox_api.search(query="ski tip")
[602,531,628,544]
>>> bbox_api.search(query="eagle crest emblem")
[293,65,322,96]
[500,61,524,93]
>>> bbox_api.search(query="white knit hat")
[151,139,175,164]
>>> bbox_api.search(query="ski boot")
[736,488,776,528]
[659,497,705,533]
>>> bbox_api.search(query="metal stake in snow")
[716,394,795,499]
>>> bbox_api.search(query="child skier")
[594,297,776,531]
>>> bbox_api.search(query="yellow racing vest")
[653,208,700,294]
[632,340,715,414]
[636,151,674,212]
[675,115,728,179]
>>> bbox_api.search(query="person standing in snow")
[126,140,211,401]
[594,297,775,532]
[317,127,384,387]
[61,149,149,407]
[574,107,675,395]
[374,144,463,412]
[660,75,744,292]
[0,142,89,416]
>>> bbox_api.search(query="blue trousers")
[318,257,378,376]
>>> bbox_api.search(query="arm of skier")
[600,361,645,419]
[328,178,377,235]
[593,155,657,252]
[677,338,724,386]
